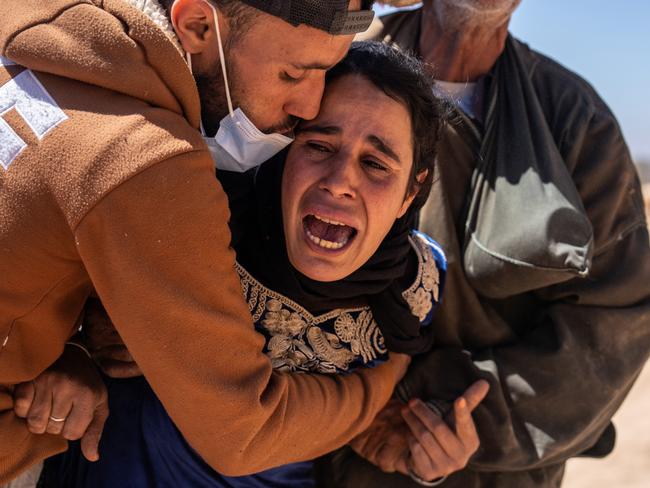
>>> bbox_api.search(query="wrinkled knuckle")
[56,382,76,399]
[13,397,30,413]
[46,424,62,435]
[27,419,46,433]
[432,425,448,438]
[377,451,396,471]
[27,412,45,426]
[27,424,44,434]
[421,431,435,446]
[75,403,94,418]
[63,427,84,441]
[413,425,428,438]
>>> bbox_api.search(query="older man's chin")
[434,0,521,29]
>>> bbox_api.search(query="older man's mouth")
[303,214,357,251]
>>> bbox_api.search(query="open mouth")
[303,214,357,251]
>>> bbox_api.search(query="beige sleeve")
[74,151,401,475]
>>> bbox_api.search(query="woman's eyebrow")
[298,124,340,135]
[299,126,402,165]
[367,135,401,165]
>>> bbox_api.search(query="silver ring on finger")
[407,466,448,487]
[49,415,67,423]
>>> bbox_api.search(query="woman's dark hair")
[325,41,444,211]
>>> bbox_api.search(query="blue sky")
[375,2,650,162]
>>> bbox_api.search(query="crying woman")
[47,41,449,488]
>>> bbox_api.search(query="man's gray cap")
[239,1,375,35]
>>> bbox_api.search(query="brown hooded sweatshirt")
[0,0,404,482]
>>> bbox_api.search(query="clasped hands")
[13,342,108,462]
[350,380,489,483]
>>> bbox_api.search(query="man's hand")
[84,298,142,378]
[401,380,490,482]
[13,343,109,461]
[351,380,489,481]
[349,398,410,473]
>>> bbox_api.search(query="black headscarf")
[219,151,434,355]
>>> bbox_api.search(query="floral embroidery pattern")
[402,234,440,322]
[306,327,357,373]
[235,262,386,373]
[234,232,439,373]
[261,299,306,336]
[334,311,386,364]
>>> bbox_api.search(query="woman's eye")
[363,159,388,172]
[306,142,330,153]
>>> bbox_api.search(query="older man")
[0,0,417,484]
[322,1,650,486]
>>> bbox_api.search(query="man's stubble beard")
[194,50,236,137]
[194,44,298,137]
[432,0,521,32]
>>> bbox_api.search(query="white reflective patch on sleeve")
[0,56,16,66]
[0,70,68,170]
[0,118,27,170]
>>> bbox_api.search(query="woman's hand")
[349,398,410,473]
[13,342,109,462]
[351,380,489,481]
[401,380,489,483]
[84,297,142,378]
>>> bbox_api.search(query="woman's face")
[282,74,416,282]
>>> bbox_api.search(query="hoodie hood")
[0,0,201,128]
[124,0,184,51]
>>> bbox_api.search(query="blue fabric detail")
[49,376,315,488]
[410,230,447,327]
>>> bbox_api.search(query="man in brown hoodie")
[0,0,412,483]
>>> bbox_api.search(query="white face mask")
[204,107,293,172]
[178,1,293,172]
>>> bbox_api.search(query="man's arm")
[403,101,650,471]
[73,150,408,476]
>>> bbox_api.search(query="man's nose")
[319,154,357,199]
[283,73,325,121]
